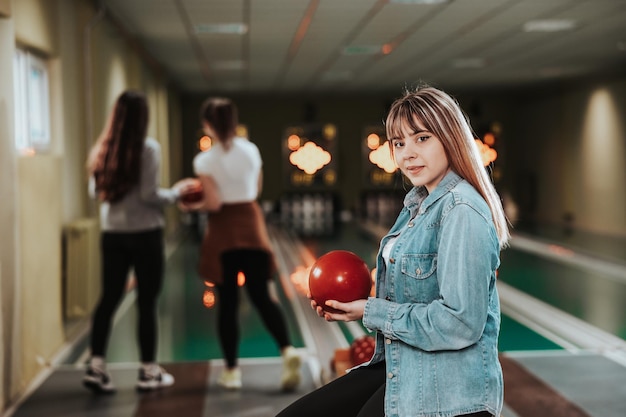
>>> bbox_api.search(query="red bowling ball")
[350,335,375,366]
[308,250,372,314]
[180,179,204,204]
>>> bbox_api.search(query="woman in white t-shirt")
[181,97,301,391]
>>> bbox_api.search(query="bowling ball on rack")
[350,335,375,366]
[308,250,372,314]
[180,178,204,204]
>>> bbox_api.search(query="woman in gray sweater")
[83,90,189,394]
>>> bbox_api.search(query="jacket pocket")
[400,253,439,303]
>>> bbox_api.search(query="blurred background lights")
[198,135,212,151]
[236,124,248,138]
[323,124,337,140]
[323,169,337,185]
[289,141,331,174]
[475,139,497,166]
[367,133,381,150]
[202,289,215,308]
[369,142,397,173]
[287,134,301,151]
[483,132,496,146]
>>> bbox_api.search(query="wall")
[0,0,184,411]
[17,156,64,385]
[505,78,626,236]
[181,82,625,238]
[0,6,16,412]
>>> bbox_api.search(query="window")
[13,49,51,153]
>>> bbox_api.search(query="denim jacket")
[362,171,503,417]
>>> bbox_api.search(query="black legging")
[90,229,164,363]
[277,361,386,417]
[217,249,291,368]
[276,360,494,417]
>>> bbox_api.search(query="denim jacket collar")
[403,170,464,218]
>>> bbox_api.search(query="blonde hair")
[386,86,510,248]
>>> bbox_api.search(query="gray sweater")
[89,137,179,232]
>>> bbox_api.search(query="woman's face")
[391,118,450,193]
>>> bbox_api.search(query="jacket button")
[386,338,391,344]
[408,222,414,227]
[387,372,394,379]
[415,268,421,274]
[389,258,395,263]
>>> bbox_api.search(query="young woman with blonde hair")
[277,85,509,417]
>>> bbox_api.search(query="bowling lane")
[498,247,626,341]
[514,221,626,264]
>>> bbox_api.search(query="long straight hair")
[386,86,510,248]
[87,90,148,202]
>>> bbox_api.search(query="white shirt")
[192,137,262,203]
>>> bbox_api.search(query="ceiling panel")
[100,0,626,94]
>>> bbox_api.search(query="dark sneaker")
[136,366,175,391]
[83,365,116,394]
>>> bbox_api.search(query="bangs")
[386,99,430,140]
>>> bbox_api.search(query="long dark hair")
[87,90,148,202]
[199,97,238,149]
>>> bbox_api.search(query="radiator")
[62,218,101,319]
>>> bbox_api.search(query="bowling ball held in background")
[308,250,372,314]
[180,178,204,204]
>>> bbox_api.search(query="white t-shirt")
[192,137,262,203]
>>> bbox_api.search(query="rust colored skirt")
[198,201,277,285]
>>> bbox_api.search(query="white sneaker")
[136,365,175,391]
[280,346,301,392]
[218,367,242,390]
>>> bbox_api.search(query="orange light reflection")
[367,133,380,150]
[290,265,312,296]
[287,134,301,151]
[203,289,216,308]
[199,136,212,151]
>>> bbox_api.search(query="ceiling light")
[523,19,576,32]
[390,0,448,4]
[194,23,248,35]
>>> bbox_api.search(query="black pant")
[276,361,493,417]
[90,229,164,362]
[217,249,291,368]
[277,361,386,417]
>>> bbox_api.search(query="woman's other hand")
[310,297,367,323]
